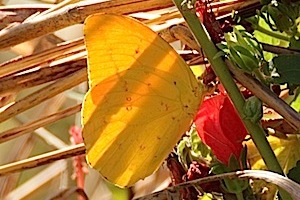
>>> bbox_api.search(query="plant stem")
[253,68,268,86]
[255,25,290,42]
[236,192,244,200]
[172,1,292,199]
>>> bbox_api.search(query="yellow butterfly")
[82,14,204,187]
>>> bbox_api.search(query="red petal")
[220,97,248,147]
[195,94,247,165]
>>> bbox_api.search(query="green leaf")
[229,47,249,72]
[234,27,250,49]
[288,160,300,184]
[224,27,263,74]
[216,42,228,51]
[199,193,213,200]
[212,161,248,195]
[213,51,226,60]
[261,0,271,5]
[190,129,212,160]
[272,54,300,84]
[253,17,290,61]
[228,154,240,171]
[289,37,300,50]
[177,128,212,169]
[233,45,255,59]
[239,54,259,72]
[243,96,263,123]
[291,89,300,112]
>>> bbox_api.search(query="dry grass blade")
[215,0,260,14]
[0,5,51,30]
[0,38,84,78]
[238,170,300,200]
[5,160,68,200]
[137,170,300,200]
[262,43,300,55]
[0,0,174,50]
[0,104,81,143]
[0,68,87,123]
[0,136,37,196]
[0,59,86,96]
[0,143,85,176]
[34,127,69,149]
[38,0,82,16]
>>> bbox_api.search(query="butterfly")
[82,14,204,187]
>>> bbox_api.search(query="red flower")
[69,126,87,192]
[194,94,248,165]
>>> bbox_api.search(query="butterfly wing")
[82,14,203,187]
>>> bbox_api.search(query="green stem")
[172,1,292,199]
[253,68,268,86]
[236,192,244,200]
[255,25,290,42]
